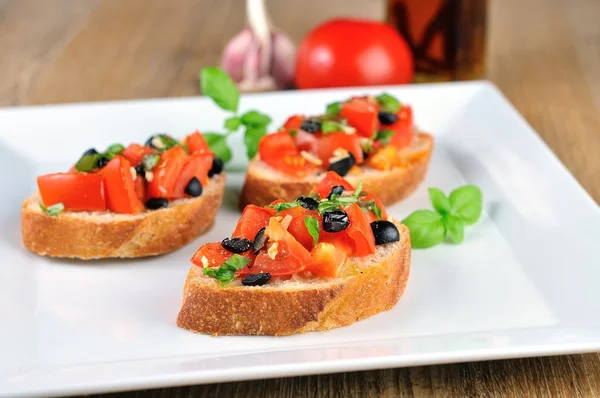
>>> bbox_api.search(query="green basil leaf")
[353,180,364,198]
[39,201,64,216]
[444,214,465,244]
[326,101,342,116]
[318,200,341,215]
[269,201,300,214]
[224,116,241,131]
[200,67,239,113]
[402,210,446,249]
[203,133,232,163]
[449,185,483,225]
[304,216,320,246]
[374,130,394,146]
[203,254,251,286]
[428,187,452,215]
[75,154,101,172]
[159,134,180,151]
[142,153,160,171]
[244,125,267,160]
[321,120,344,134]
[106,143,125,154]
[240,110,271,127]
[369,200,383,220]
[376,93,401,113]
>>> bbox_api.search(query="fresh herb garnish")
[157,135,181,151]
[321,120,346,134]
[39,202,64,216]
[268,201,300,214]
[106,143,125,154]
[304,216,320,245]
[142,153,160,171]
[376,93,401,113]
[402,185,483,248]
[362,199,383,220]
[203,254,251,286]
[75,153,101,172]
[199,67,272,163]
[373,130,395,146]
[326,101,342,116]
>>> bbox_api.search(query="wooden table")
[2,0,600,396]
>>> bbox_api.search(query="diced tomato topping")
[280,206,321,251]
[233,205,273,240]
[344,203,376,257]
[134,175,145,202]
[313,171,355,199]
[293,130,319,154]
[99,156,144,214]
[339,98,380,138]
[172,152,214,197]
[308,242,348,278]
[367,145,397,171]
[361,193,388,223]
[191,242,255,270]
[388,106,414,149]
[317,132,364,167]
[186,131,212,154]
[283,115,305,131]
[37,172,106,212]
[147,146,189,198]
[259,131,297,156]
[122,143,154,166]
[243,217,312,276]
[259,131,316,178]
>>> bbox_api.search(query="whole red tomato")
[295,19,414,89]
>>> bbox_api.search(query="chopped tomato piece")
[293,130,319,154]
[313,171,354,199]
[283,115,305,131]
[367,145,397,171]
[308,242,348,278]
[186,131,212,154]
[259,131,316,177]
[134,175,145,202]
[122,143,154,166]
[259,131,297,157]
[388,106,414,149]
[317,132,364,167]
[361,193,388,223]
[191,242,255,269]
[339,98,380,137]
[344,203,376,257]
[37,172,106,212]
[280,207,320,251]
[244,217,312,276]
[99,156,144,214]
[233,205,273,240]
[147,146,189,198]
[172,152,214,197]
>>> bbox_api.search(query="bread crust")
[240,133,433,208]
[21,175,226,259]
[176,223,411,336]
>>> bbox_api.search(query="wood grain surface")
[2,0,600,396]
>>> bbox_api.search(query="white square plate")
[1,82,600,398]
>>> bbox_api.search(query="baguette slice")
[176,222,411,336]
[240,133,433,208]
[21,174,226,259]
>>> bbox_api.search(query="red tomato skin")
[308,242,347,278]
[361,193,388,223]
[99,156,144,214]
[283,115,305,131]
[317,132,364,167]
[37,173,106,212]
[259,131,317,178]
[280,207,320,251]
[293,130,319,154]
[340,99,380,138]
[121,144,154,166]
[147,146,189,198]
[172,152,214,198]
[186,131,212,154]
[388,106,414,149]
[344,203,376,257]
[313,171,355,199]
[233,205,273,240]
[295,19,413,89]
[191,242,256,269]
[134,176,146,202]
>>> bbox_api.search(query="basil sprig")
[304,216,320,245]
[402,185,483,248]
[39,202,64,216]
[200,67,272,163]
[203,254,251,286]
[376,93,401,113]
[75,143,125,172]
[373,130,394,146]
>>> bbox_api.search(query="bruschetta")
[22,131,226,259]
[177,171,411,336]
[240,93,433,207]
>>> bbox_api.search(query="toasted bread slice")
[176,222,410,336]
[240,133,433,208]
[21,174,226,259]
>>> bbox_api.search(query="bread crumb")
[145,171,154,182]
[201,256,209,268]
[300,151,323,166]
[329,148,350,164]
[281,214,293,229]
[268,242,278,259]
[130,167,137,181]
